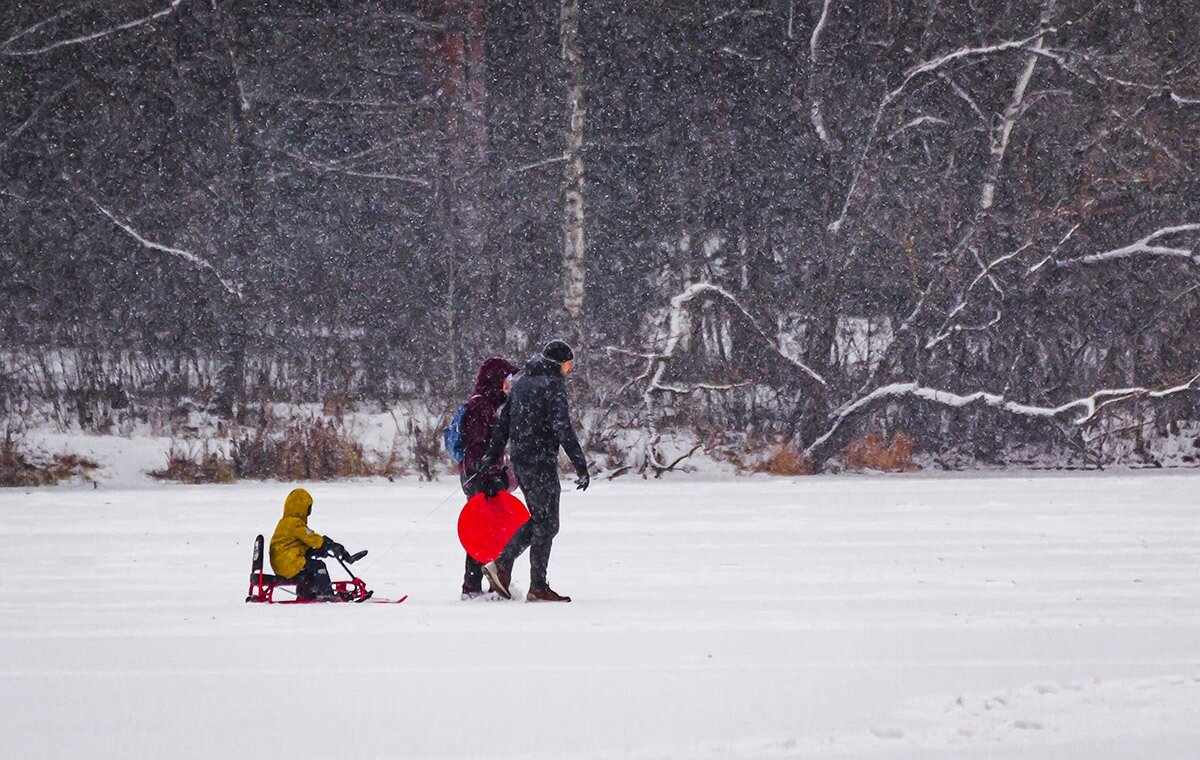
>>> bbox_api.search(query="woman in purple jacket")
[459,356,520,598]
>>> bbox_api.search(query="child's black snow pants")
[294,557,334,599]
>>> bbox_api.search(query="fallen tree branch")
[803,372,1200,460]
[643,436,704,478]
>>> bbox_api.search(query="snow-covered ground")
[2,474,1199,759]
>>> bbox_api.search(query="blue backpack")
[443,402,469,464]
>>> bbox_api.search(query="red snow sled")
[245,535,406,604]
[457,490,531,564]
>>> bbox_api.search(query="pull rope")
[374,472,475,558]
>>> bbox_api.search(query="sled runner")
[245,534,407,605]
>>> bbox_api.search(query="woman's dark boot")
[481,561,511,599]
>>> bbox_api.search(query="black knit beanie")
[544,340,575,364]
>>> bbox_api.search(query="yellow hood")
[283,488,313,521]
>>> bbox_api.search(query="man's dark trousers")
[497,463,561,589]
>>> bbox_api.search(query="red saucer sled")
[457,490,531,564]
[245,534,407,604]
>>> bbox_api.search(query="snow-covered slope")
[2,474,1198,759]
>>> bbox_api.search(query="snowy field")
[2,474,1199,760]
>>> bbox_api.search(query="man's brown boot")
[526,585,571,603]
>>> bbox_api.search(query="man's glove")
[482,474,503,499]
[574,470,590,491]
[323,539,346,559]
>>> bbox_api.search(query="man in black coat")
[476,340,590,602]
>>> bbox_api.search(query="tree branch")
[887,115,949,142]
[1030,45,1200,107]
[266,146,430,187]
[647,283,828,403]
[828,29,1052,233]
[0,80,77,158]
[978,9,1052,211]
[3,0,186,56]
[1,3,99,50]
[808,0,835,148]
[925,240,1032,349]
[509,153,568,174]
[89,196,243,300]
[1042,224,1200,270]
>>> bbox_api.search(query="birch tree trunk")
[463,0,488,251]
[561,0,586,347]
[977,2,1053,212]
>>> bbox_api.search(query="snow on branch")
[938,73,989,126]
[607,283,828,407]
[331,169,431,186]
[511,154,568,174]
[657,283,827,391]
[267,146,430,187]
[828,30,1051,233]
[709,8,776,24]
[925,241,1031,350]
[2,0,185,56]
[887,115,949,142]
[719,47,763,62]
[978,15,1050,211]
[1028,46,1200,108]
[1,4,93,50]
[90,197,243,300]
[1035,224,1200,271]
[655,380,753,394]
[807,0,835,148]
[804,372,1200,459]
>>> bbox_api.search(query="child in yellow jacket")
[270,488,346,600]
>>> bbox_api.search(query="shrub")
[845,431,919,472]
[1,429,99,487]
[405,417,444,482]
[375,433,410,481]
[154,414,392,483]
[231,416,375,481]
[754,445,813,476]
[151,441,236,484]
